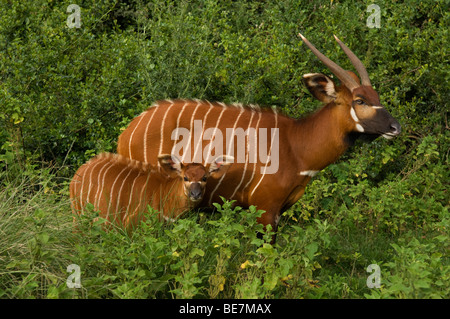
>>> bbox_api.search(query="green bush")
[2,0,447,167]
[0,0,448,299]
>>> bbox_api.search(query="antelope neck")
[292,104,352,172]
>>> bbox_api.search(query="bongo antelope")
[116,35,401,237]
[70,153,233,230]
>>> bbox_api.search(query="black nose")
[190,183,203,200]
[390,122,401,135]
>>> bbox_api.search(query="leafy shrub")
[366,231,449,299]
[0,0,448,299]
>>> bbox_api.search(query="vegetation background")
[0,0,448,299]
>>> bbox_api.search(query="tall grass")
[0,164,76,298]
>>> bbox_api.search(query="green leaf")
[46,286,59,299]
[37,232,50,245]
[256,243,276,257]
[189,248,205,258]
[305,242,318,260]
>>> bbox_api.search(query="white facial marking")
[356,123,364,132]
[371,105,383,109]
[382,133,394,140]
[350,107,359,122]
[351,106,365,132]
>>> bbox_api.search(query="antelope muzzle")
[188,182,204,202]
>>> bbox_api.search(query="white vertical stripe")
[126,173,150,226]
[230,110,259,200]
[136,173,150,218]
[92,160,106,210]
[78,163,89,211]
[175,100,189,130]
[106,165,129,221]
[114,167,134,216]
[240,111,262,199]
[204,104,226,164]
[182,101,201,162]
[94,160,115,211]
[250,109,278,198]
[128,110,148,159]
[86,158,104,207]
[225,107,245,156]
[143,103,160,163]
[208,107,245,205]
[171,100,189,159]
[159,101,174,156]
[123,172,141,223]
[193,101,214,164]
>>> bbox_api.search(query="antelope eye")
[183,176,189,181]
[355,99,366,105]
[202,176,207,182]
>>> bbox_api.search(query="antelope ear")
[208,155,234,178]
[158,154,183,177]
[303,73,337,103]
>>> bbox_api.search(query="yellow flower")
[281,274,293,281]
[240,260,251,269]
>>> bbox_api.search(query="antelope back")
[69,153,165,229]
[117,99,285,207]
[69,152,231,229]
